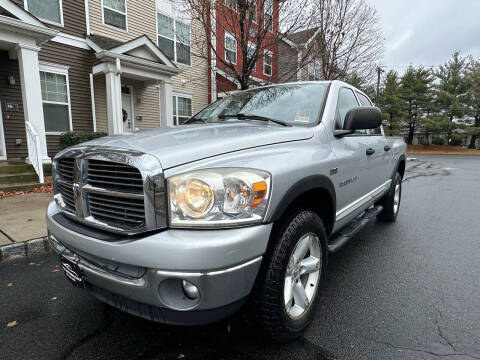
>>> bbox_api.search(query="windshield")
[189,83,329,126]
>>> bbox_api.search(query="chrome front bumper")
[47,201,272,324]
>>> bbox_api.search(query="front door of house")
[121,86,134,133]
[0,101,6,159]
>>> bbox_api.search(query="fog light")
[182,280,200,300]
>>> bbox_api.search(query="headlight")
[168,168,271,228]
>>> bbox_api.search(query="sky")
[366,0,480,71]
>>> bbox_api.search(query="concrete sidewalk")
[0,193,52,259]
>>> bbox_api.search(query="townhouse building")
[278,27,323,83]
[208,0,279,100]
[0,0,209,178]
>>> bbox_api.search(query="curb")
[0,237,52,262]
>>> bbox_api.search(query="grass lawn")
[408,144,480,155]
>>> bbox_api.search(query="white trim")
[51,33,90,50]
[84,0,90,35]
[109,35,177,69]
[121,84,135,132]
[39,63,73,134]
[101,0,128,32]
[24,0,64,27]
[281,37,297,49]
[336,179,392,222]
[0,0,45,27]
[0,100,7,159]
[39,61,69,71]
[224,31,237,65]
[89,73,97,132]
[263,49,272,77]
[156,11,191,66]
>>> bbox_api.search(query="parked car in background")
[47,81,406,341]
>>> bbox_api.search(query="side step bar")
[328,205,383,254]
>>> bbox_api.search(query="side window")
[356,91,382,135]
[335,88,359,130]
[356,92,372,107]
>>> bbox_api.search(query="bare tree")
[308,0,384,82]
[181,0,317,90]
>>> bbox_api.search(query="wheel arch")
[268,175,336,237]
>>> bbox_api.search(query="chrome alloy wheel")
[393,183,401,214]
[284,233,322,320]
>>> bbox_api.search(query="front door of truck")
[329,87,373,227]
[354,91,394,188]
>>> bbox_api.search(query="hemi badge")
[330,168,338,175]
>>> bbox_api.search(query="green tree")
[465,59,480,148]
[400,66,435,144]
[380,70,403,127]
[422,116,450,145]
[435,52,469,122]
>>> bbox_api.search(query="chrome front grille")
[88,192,145,228]
[88,160,143,193]
[53,148,166,236]
[56,158,75,212]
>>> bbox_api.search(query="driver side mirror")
[334,107,382,137]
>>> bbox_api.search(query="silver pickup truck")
[47,80,406,341]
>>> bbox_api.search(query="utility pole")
[376,66,385,105]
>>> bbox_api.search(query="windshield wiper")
[183,117,207,125]
[219,113,292,127]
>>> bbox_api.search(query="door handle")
[384,145,391,151]
[366,148,375,156]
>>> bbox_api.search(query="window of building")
[307,60,321,80]
[225,32,237,64]
[264,0,273,31]
[248,26,256,38]
[103,0,127,31]
[158,13,191,65]
[225,0,237,10]
[25,0,63,25]
[173,94,192,125]
[247,42,256,71]
[249,0,257,22]
[263,50,272,76]
[40,67,71,134]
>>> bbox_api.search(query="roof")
[287,27,319,45]
[87,34,124,50]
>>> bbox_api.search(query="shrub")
[450,133,463,146]
[59,132,107,150]
[420,138,429,146]
[432,136,445,145]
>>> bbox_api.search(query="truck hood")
[82,123,314,169]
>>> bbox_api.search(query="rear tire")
[377,172,402,222]
[252,209,328,342]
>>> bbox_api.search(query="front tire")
[377,172,402,222]
[252,209,328,342]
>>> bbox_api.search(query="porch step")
[0,182,47,192]
[0,162,34,175]
[0,161,52,176]
[0,172,39,186]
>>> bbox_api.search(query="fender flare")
[268,175,336,228]
[391,153,406,180]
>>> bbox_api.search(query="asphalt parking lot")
[1,155,479,360]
